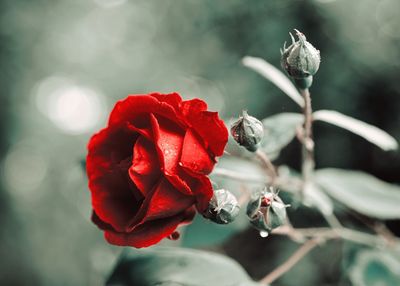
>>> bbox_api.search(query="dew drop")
[259,231,269,238]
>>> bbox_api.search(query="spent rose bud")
[246,187,288,235]
[203,189,240,224]
[281,29,320,89]
[230,110,264,152]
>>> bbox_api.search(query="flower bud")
[203,189,240,224]
[280,29,320,87]
[246,188,288,235]
[230,110,264,152]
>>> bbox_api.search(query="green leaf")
[348,249,400,286]
[242,56,304,107]
[315,168,400,219]
[313,110,398,151]
[261,113,303,159]
[303,182,334,216]
[107,247,263,286]
[181,214,245,247]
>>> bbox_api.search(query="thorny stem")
[259,239,320,285]
[255,149,278,185]
[300,88,315,197]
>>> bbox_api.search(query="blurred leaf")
[242,56,304,107]
[313,110,398,151]
[315,168,400,219]
[181,214,246,248]
[107,247,263,286]
[348,249,400,286]
[303,182,334,216]
[261,113,303,159]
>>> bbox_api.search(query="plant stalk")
[300,88,315,196]
[255,149,278,184]
[259,239,319,285]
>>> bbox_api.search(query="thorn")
[294,29,306,43]
[289,32,295,45]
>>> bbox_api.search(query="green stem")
[255,149,278,185]
[300,88,315,195]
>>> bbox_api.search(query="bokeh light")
[35,76,105,135]
[2,144,48,200]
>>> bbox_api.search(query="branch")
[272,225,400,248]
[259,239,320,285]
[255,149,278,185]
[300,88,315,196]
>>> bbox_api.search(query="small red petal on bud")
[261,197,271,207]
[167,231,180,241]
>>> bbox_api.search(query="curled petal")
[108,94,179,128]
[87,127,142,231]
[129,136,161,195]
[181,99,228,157]
[150,114,192,194]
[180,129,215,175]
[149,92,183,113]
[126,178,195,231]
[104,208,196,248]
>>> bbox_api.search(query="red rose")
[86,92,228,248]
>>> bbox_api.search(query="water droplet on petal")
[259,231,269,238]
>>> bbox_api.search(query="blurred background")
[0,0,399,285]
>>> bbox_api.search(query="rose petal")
[187,175,214,212]
[87,127,143,232]
[92,210,113,231]
[180,129,215,175]
[149,92,182,113]
[108,94,179,128]
[150,114,192,194]
[104,208,195,248]
[90,167,142,232]
[125,114,153,141]
[127,178,195,231]
[87,127,137,179]
[181,99,228,157]
[129,136,161,195]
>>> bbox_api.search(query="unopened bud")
[203,189,240,224]
[230,110,264,152]
[281,29,320,88]
[246,187,288,235]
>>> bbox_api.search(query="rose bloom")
[86,93,228,247]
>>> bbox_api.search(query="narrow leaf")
[313,110,398,151]
[242,56,304,107]
[315,168,400,219]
